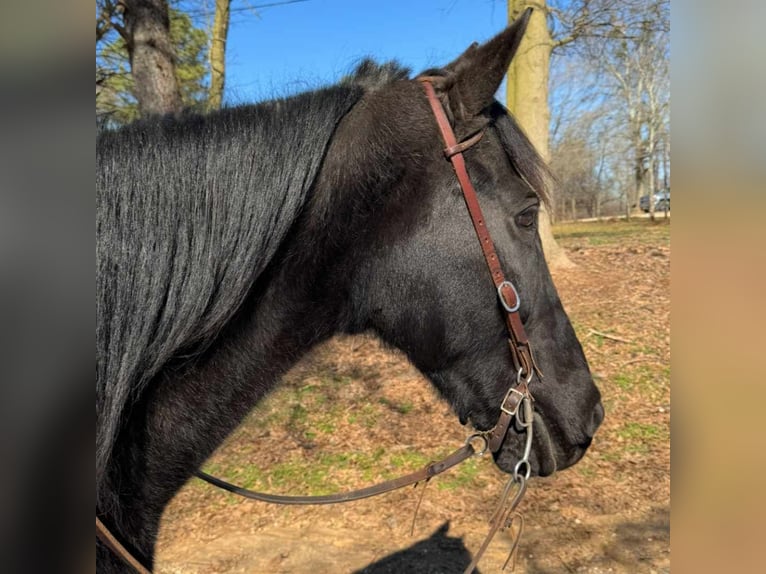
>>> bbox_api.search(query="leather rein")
[97,77,539,573]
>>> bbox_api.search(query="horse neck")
[97,198,361,571]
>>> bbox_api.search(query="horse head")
[316,10,603,476]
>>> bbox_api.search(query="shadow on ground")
[525,505,670,573]
[353,522,482,574]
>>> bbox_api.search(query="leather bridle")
[97,77,540,573]
[417,77,540,456]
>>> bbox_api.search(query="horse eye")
[515,207,538,228]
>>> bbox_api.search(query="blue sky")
[222,0,510,103]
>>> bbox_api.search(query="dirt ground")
[155,219,670,574]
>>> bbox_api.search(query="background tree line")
[545,0,670,222]
[503,0,669,266]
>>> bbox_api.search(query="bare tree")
[552,112,610,220]
[507,0,669,232]
[575,0,670,219]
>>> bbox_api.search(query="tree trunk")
[123,0,182,116]
[647,123,656,222]
[208,0,230,110]
[507,0,574,268]
[633,136,647,220]
[662,133,670,189]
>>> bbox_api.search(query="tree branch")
[587,329,633,344]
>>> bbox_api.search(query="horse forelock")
[488,102,553,208]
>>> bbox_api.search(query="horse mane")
[96,83,367,493]
[342,58,411,90]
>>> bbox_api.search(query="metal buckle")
[500,387,526,416]
[497,280,521,313]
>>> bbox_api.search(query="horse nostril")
[589,402,605,435]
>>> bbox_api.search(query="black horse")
[97,13,603,573]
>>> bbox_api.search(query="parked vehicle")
[640,190,670,213]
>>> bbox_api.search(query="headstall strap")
[418,77,540,418]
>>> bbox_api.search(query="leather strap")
[418,77,539,453]
[194,443,476,505]
[444,130,484,158]
[95,444,477,574]
[96,516,152,574]
[463,475,528,574]
[418,80,530,348]
[486,380,529,452]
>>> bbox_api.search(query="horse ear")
[443,7,533,118]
